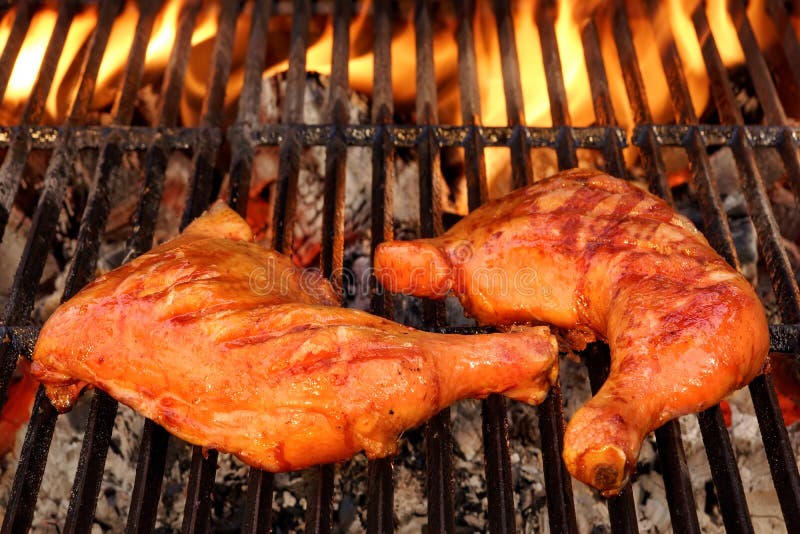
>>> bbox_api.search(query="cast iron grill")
[0,0,798,532]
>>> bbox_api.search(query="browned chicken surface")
[31,201,558,472]
[374,169,770,495]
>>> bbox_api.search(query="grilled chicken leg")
[375,169,769,495]
[31,201,558,471]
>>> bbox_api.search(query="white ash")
[2,352,799,531]
[3,82,798,534]
[240,72,434,263]
[674,146,762,284]
[0,207,59,313]
[104,150,193,249]
[769,180,800,244]
[245,72,374,263]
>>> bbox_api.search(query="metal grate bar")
[764,0,800,98]
[532,5,581,533]
[693,5,800,343]
[611,4,702,533]
[3,319,798,364]
[636,17,725,534]
[241,469,275,534]
[366,2,396,531]
[645,2,737,264]
[0,1,76,244]
[728,0,800,225]
[366,458,394,534]
[491,0,531,188]
[748,373,800,530]
[126,0,200,254]
[681,134,741,257]
[580,17,639,534]
[480,4,610,532]
[632,125,800,147]
[182,448,220,534]
[113,0,164,125]
[453,2,515,532]
[0,1,33,102]
[65,0,161,294]
[0,387,59,534]
[414,1,454,532]
[180,0,239,227]
[0,0,83,407]
[695,406,754,534]
[728,0,786,125]
[0,122,627,149]
[367,0,395,343]
[126,421,171,534]
[123,3,203,531]
[179,3,241,532]
[68,3,124,125]
[59,5,162,529]
[304,463,336,534]
[271,0,311,253]
[690,4,800,530]
[680,9,759,534]
[303,1,355,532]
[480,394,515,534]
[454,0,488,210]
[584,344,638,533]
[320,0,351,298]
[157,0,203,127]
[651,422,701,534]
[0,0,120,409]
[265,1,314,530]
[62,391,121,534]
[580,20,626,179]
[65,1,119,117]
[610,2,672,202]
[536,0,577,171]
[225,2,276,531]
[0,0,123,529]
[646,1,800,531]
[228,0,274,218]
[20,1,79,125]
[251,123,628,148]
[708,6,800,528]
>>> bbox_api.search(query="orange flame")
[46,6,98,121]
[0,1,781,160]
[0,8,15,56]
[5,8,58,106]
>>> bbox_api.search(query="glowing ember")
[0,0,786,186]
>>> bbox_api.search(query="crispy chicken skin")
[374,169,770,495]
[31,201,558,472]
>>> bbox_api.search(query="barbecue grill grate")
[0,1,799,532]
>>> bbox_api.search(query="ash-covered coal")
[225,71,433,267]
[2,353,796,532]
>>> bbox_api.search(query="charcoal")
[673,146,763,284]
[238,71,455,265]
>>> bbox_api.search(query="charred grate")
[0,0,798,532]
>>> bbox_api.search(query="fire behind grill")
[0,0,799,532]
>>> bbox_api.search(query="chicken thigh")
[375,169,769,494]
[31,201,558,471]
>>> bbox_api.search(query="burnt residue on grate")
[0,1,800,533]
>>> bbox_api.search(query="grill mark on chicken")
[31,201,559,473]
[374,169,769,495]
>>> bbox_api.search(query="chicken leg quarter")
[374,169,770,495]
[31,201,558,472]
